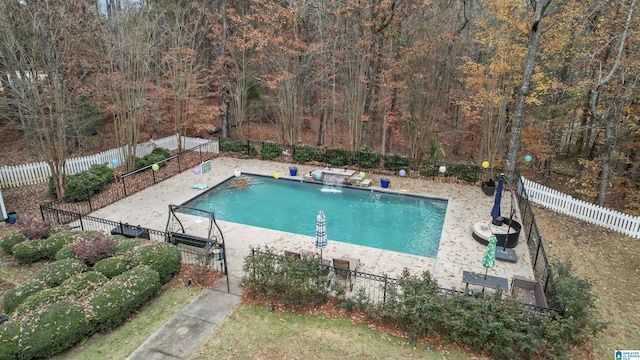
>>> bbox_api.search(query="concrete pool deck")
[90,157,534,292]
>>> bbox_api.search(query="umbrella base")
[495,248,516,263]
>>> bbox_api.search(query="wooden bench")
[462,270,509,293]
[168,232,220,265]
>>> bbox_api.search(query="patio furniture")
[168,231,221,266]
[511,276,548,308]
[472,219,521,249]
[462,270,509,294]
[333,256,360,291]
[111,223,150,239]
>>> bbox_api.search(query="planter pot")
[380,178,390,188]
[7,211,18,220]
[289,167,298,176]
[481,179,496,196]
[7,218,16,225]
[511,276,548,308]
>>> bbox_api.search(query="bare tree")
[0,0,94,198]
[98,4,158,171]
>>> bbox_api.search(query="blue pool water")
[181,175,448,258]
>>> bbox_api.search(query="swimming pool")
[180,175,448,258]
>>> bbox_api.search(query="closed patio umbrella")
[315,210,327,260]
[491,178,504,225]
[481,234,497,279]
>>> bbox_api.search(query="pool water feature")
[181,175,448,258]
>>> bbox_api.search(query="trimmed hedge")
[38,230,76,259]
[89,266,161,333]
[113,238,146,255]
[35,259,87,287]
[16,271,108,316]
[0,231,27,255]
[2,280,48,314]
[1,301,90,360]
[220,139,257,156]
[130,242,181,284]
[94,255,132,278]
[260,142,282,160]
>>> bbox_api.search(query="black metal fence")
[246,249,558,315]
[39,140,218,216]
[516,177,562,312]
[39,207,222,275]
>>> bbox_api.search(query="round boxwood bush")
[55,242,77,261]
[39,230,76,259]
[113,238,145,255]
[35,259,87,287]
[0,230,27,255]
[16,271,108,316]
[89,266,161,333]
[130,242,181,284]
[2,280,48,314]
[0,320,19,359]
[94,255,132,278]
[11,240,44,264]
[6,301,90,360]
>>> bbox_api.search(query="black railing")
[40,207,223,276]
[516,177,562,313]
[40,140,218,216]
[247,249,559,315]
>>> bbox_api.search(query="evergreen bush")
[94,255,132,278]
[0,230,27,254]
[89,266,161,333]
[58,164,114,201]
[38,230,76,259]
[260,142,282,160]
[35,259,87,287]
[135,147,171,170]
[11,240,45,264]
[293,145,318,163]
[220,139,257,157]
[6,301,90,360]
[2,280,48,314]
[130,242,181,284]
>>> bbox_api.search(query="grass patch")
[189,304,471,360]
[51,285,204,360]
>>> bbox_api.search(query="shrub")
[130,242,181,284]
[35,259,87,287]
[2,280,48,314]
[220,139,257,157]
[94,255,132,278]
[356,147,382,169]
[383,154,412,171]
[0,230,27,254]
[293,145,318,163]
[8,301,90,360]
[135,147,171,170]
[242,249,330,309]
[15,213,52,240]
[11,240,45,264]
[71,232,118,265]
[16,271,108,315]
[55,243,78,261]
[113,238,145,255]
[447,162,480,183]
[64,164,114,201]
[260,142,282,160]
[325,147,352,166]
[39,230,76,259]
[89,266,161,333]
[0,321,19,359]
[543,261,607,357]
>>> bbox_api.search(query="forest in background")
[0,0,639,214]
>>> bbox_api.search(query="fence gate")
[165,204,229,293]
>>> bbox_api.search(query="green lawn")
[189,304,471,360]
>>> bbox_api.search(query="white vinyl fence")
[521,177,640,239]
[0,135,218,188]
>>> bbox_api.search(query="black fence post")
[533,237,542,268]
[123,177,128,197]
[383,275,388,306]
[39,205,45,221]
[177,152,181,172]
[79,215,84,231]
[152,168,156,184]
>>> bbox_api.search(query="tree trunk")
[504,0,552,181]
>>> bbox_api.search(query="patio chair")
[332,257,360,291]
[284,250,301,260]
